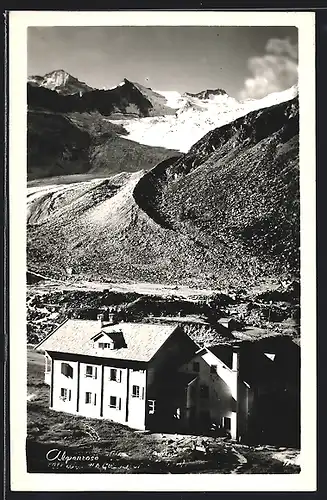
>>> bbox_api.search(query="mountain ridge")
[28,69,235,119]
[27,95,299,292]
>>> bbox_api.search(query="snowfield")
[109,85,298,152]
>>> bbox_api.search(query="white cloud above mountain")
[239,37,298,100]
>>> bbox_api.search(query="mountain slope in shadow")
[28,110,180,181]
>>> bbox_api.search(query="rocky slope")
[134,96,299,284]
[27,93,299,292]
[27,110,179,181]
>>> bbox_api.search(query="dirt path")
[27,278,226,300]
[230,447,248,473]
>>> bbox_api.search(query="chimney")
[97,313,104,329]
[106,306,118,325]
[108,312,118,325]
[232,346,240,372]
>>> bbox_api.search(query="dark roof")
[207,345,235,369]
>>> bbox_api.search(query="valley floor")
[27,348,300,474]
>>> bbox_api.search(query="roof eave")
[34,318,69,351]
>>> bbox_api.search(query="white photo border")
[9,10,316,492]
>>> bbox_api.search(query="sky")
[28,26,298,99]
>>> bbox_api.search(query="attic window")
[94,332,126,350]
[98,342,112,349]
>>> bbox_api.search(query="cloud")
[239,37,298,100]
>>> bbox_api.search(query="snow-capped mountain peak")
[28,69,93,95]
[43,69,71,86]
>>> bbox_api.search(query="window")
[109,396,122,410]
[109,368,122,382]
[85,392,97,405]
[131,386,144,399]
[109,396,117,408]
[61,362,73,378]
[223,417,231,431]
[200,384,209,399]
[132,385,140,398]
[85,365,97,379]
[192,362,200,373]
[60,388,71,401]
[45,356,51,373]
[98,342,112,349]
[210,365,217,374]
[148,400,156,414]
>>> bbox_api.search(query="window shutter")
[141,387,145,400]
[68,390,71,401]
[94,393,97,406]
[94,367,98,379]
[118,398,121,410]
[61,363,66,376]
[68,365,73,378]
[85,393,88,404]
[118,370,122,383]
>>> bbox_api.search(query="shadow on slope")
[28,110,180,181]
[133,97,299,284]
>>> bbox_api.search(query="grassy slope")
[27,110,180,181]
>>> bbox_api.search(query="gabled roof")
[218,317,234,324]
[91,329,127,349]
[207,345,235,370]
[36,320,180,362]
